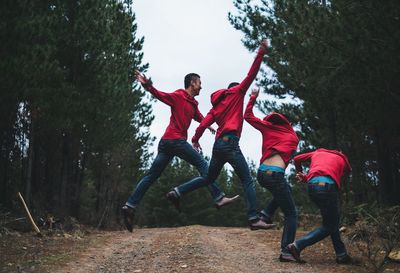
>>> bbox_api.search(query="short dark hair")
[228,82,239,89]
[184,73,200,88]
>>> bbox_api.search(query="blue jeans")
[257,170,297,254]
[126,139,225,208]
[294,182,347,257]
[175,135,258,220]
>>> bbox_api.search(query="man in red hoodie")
[244,87,299,262]
[287,148,352,264]
[166,40,274,230]
[122,72,239,232]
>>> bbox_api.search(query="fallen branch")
[17,192,41,236]
[3,217,26,225]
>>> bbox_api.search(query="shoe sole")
[215,195,240,209]
[279,256,296,262]
[249,224,276,230]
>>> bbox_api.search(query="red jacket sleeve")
[193,106,205,123]
[146,85,176,106]
[293,152,313,172]
[192,110,215,143]
[237,47,266,95]
[244,95,268,131]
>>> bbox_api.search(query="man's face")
[191,78,202,96]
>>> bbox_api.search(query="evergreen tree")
[0,0,154,227]
[229,0,400,205]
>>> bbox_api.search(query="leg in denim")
[295,184,346,255]
[329,195,347,256]
[261,197,279,220]
[257,170,297,253]
[171,140,224,201]
[175,140,227,196]
[174,140,225,201]
[228,145,258,221]
[126,140,172,207]
[330,229,347,257]
[262,182,294,220]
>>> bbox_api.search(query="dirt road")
[57,225,365,273]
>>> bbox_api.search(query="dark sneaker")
[287,243,306,263]
[166,191,181,212]
[249,219,276,230]
[215,195,240,209]
[259,214,273,224]
[279,253,296,262]
[121,205,135,232]
[336,254,352,264]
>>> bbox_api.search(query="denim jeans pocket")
[307,183,337,194]
[257,171,285,188]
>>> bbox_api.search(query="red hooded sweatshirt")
[145,86,204,140]
[244,95,299,165]
[192,47,266,143]
[294,148,352,188]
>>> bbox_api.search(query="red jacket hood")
[176,89,199,106]
[211,89,230,107]
[263,112,291,125]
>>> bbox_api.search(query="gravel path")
[58,225,365,273]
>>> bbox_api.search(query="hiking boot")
[249,219,276,230]
[121,205,135,232]
[336,254,352,264]
[279,253,296,262]
[287,243,306,263]
[166,191,181,212]
[215,195,240,209]
[259,214,273,224]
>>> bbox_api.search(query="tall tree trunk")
[25,116,35,207]
[59,132,70,216]
[376,132,398,205]
[71,150,85,218]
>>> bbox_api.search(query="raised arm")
[237,40,268,94]
[244,88,267,131]
[135,71,176,106]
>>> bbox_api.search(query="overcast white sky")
[134,0,270,166]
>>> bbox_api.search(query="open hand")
[295,172,307,183]
[135,70,150,86]
[251,87,260,97]
[260,39,269,51]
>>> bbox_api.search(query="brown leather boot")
[166,191,181,212]
[121,205,135,232]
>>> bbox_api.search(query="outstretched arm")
[237,39,268,94]
[135,70,175,106]
[293,152,313,173]
[294,152,313,183]
[244,87,268,131]
[193,107,216,135]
